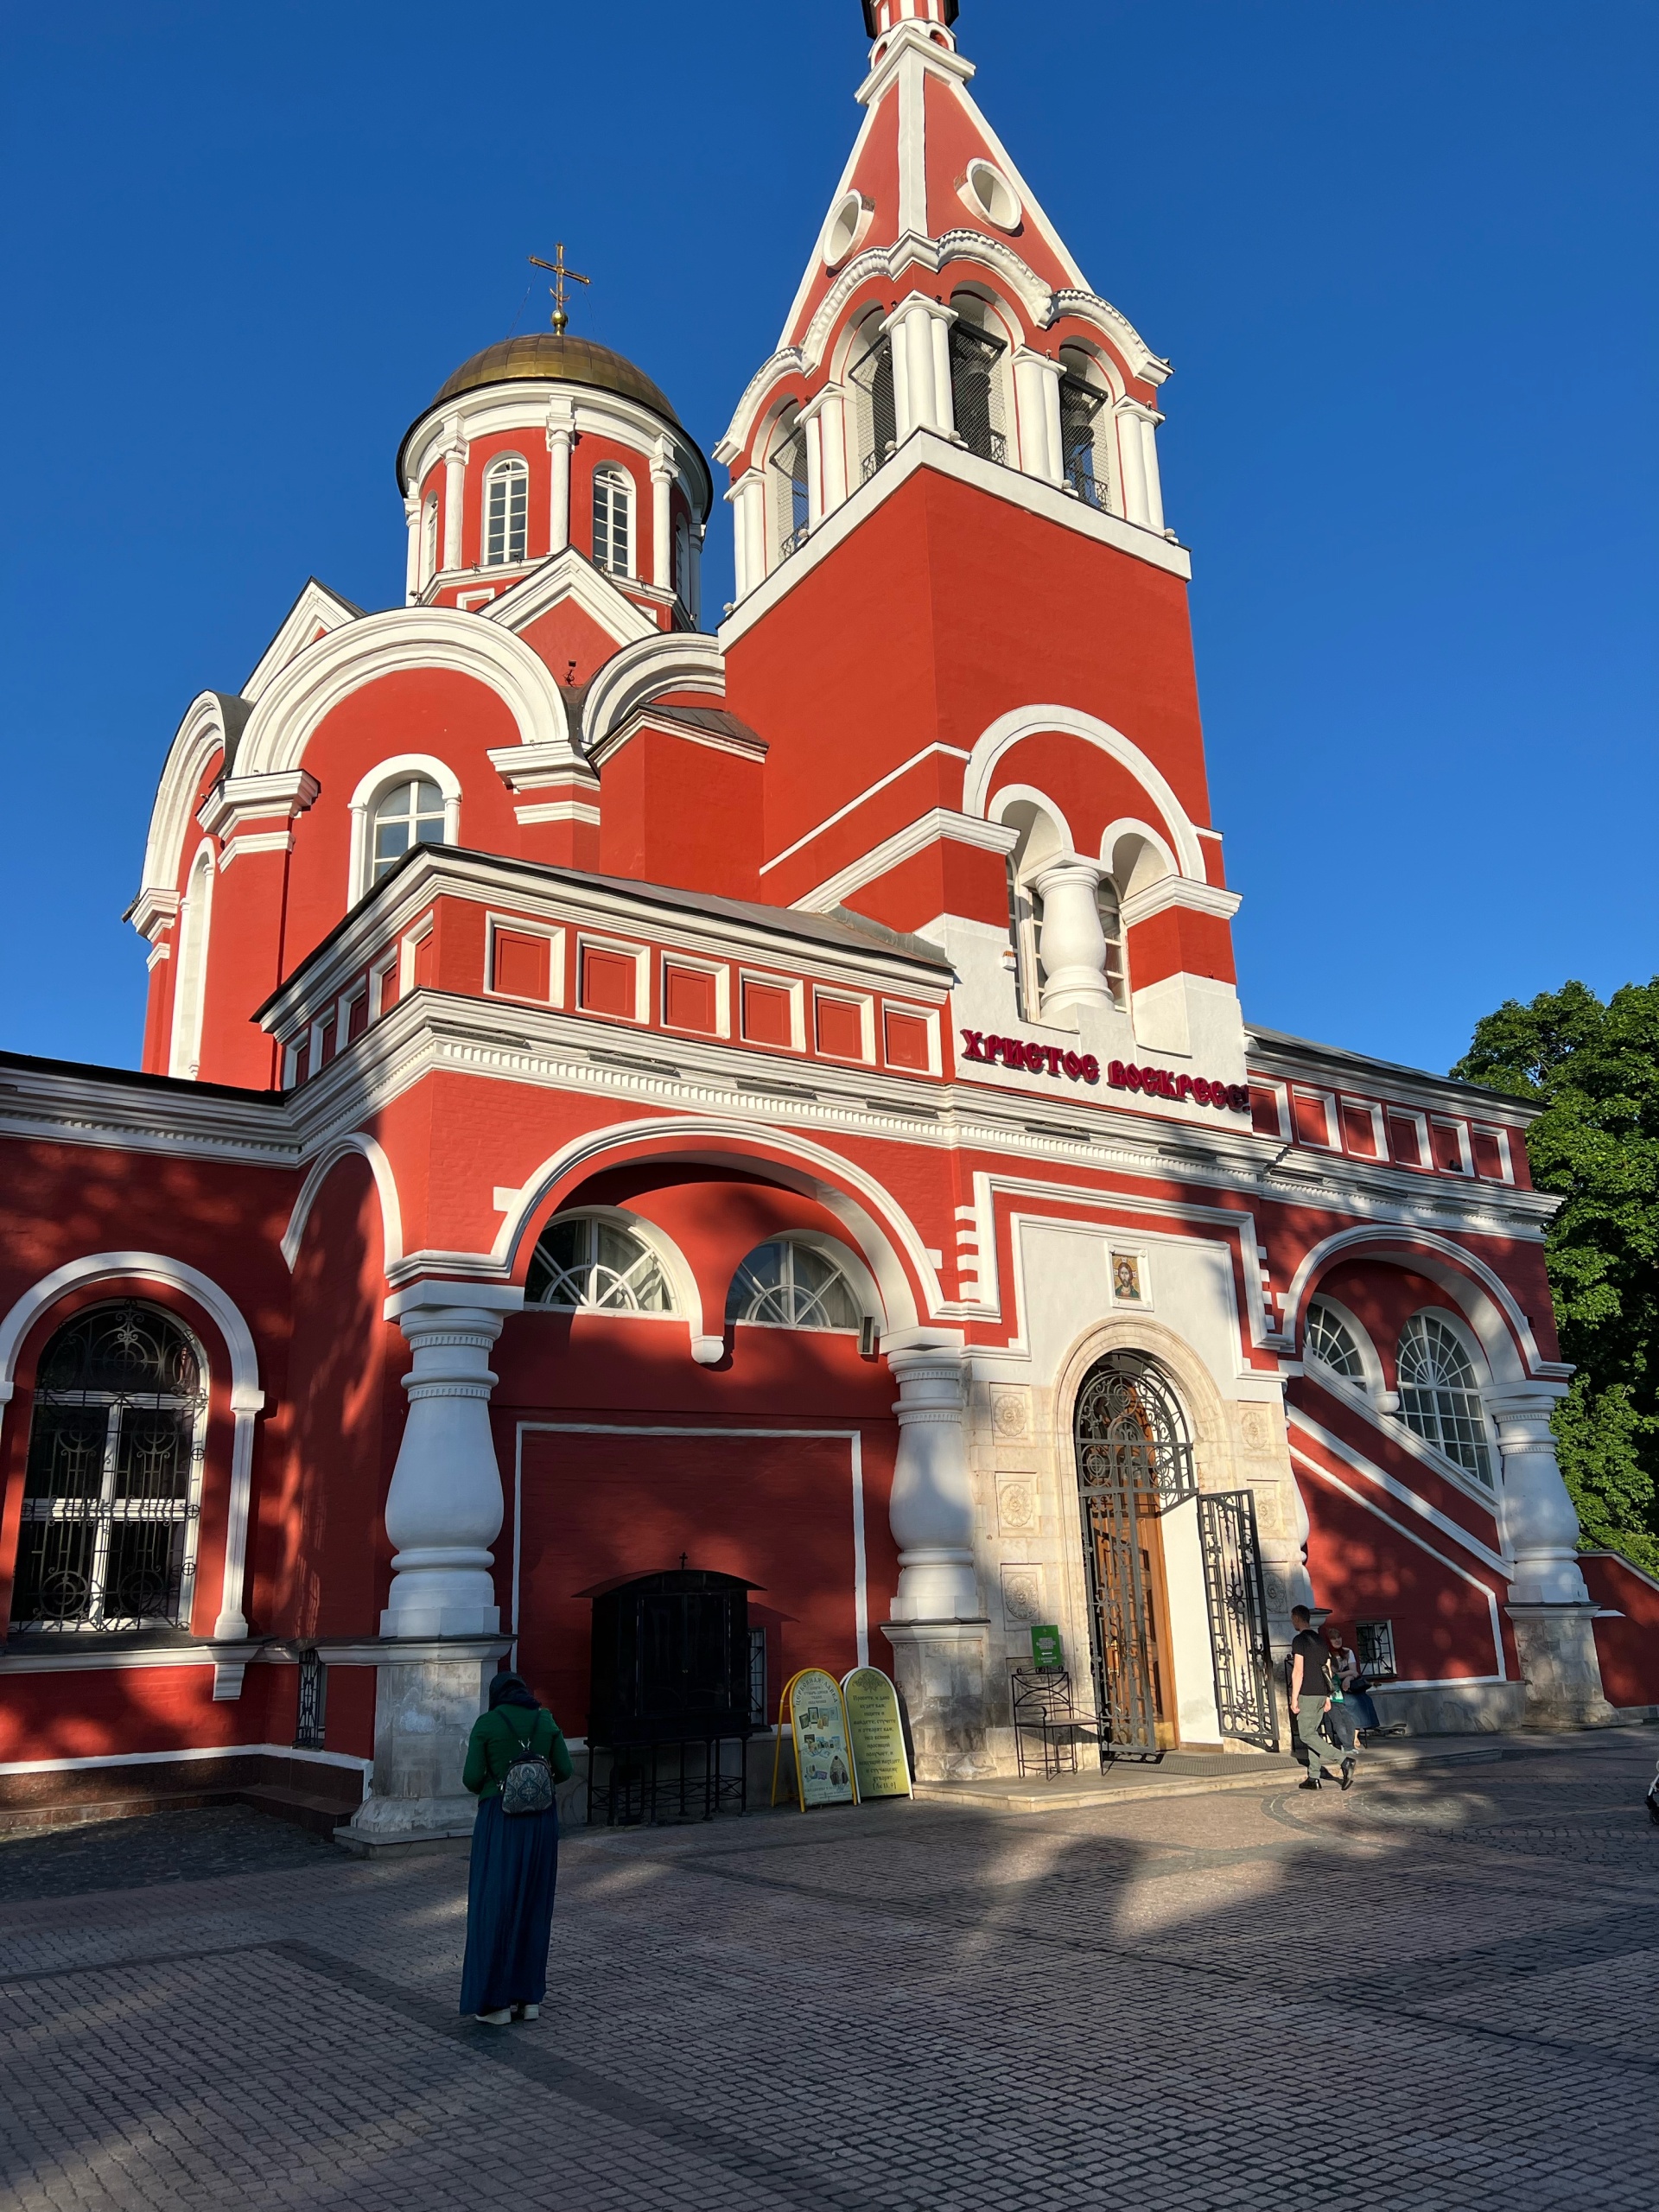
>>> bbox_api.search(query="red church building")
[3,0,1651,1840]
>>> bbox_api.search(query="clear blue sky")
[2,1,1653,1077]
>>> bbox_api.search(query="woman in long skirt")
[460,1672,573,2024]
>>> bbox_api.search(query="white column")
[882,296,957,442]
[546,405,574,554]
[403,495,421,604]
[210,1383,266,1648]
[802,406,825,530]
[651,444,674,589]
[1138,407,1166,531]
[1486,1388,1590,1605]
[728,469,766,598]
[929,307,954,438]
[1115,404,1150,527]
[887,1344,979,1621]
[887,310,914,444]
[1013,350,1064,484]
[442,444,467,574]
[1028,854,1113,1018]
[380,1294,512,1637]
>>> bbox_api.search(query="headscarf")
[488,1670,538,1711]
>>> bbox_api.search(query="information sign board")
[841,1667,912,1801]
[772,1668,856,1810]
[1030,1624,1064,1671]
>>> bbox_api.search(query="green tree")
[1452,979,1659,1573]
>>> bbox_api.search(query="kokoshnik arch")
[3,0,1653,1838]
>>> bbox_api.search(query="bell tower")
[717,0,1245,1087]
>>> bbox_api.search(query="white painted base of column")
[882,1618,995,1782]
[1506,1603,1618,1729]
[345,1637,510,1844]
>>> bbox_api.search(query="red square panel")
[664,964,719,1033]
[741,979,794,1047]
[581,946,637,1019]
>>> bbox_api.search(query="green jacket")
[462,1704,574,1798]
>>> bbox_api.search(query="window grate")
[948,322,1007,467]
[1355,1620,1396,1678]
[294,1647,327,1750]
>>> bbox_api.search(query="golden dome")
[430,333,683,425]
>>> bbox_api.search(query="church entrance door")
[1074,1354,1195,1757]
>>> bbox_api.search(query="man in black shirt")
[1287,1605,1354,1790]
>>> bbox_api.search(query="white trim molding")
[0,1254,264,1643]
[346,755,463,906]
[793,808,1019,915]
[282,1134,405,1273]
[962,704,1206,881]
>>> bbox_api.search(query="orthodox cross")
[528,244,589,336]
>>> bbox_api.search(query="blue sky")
[2,0,1653,1077]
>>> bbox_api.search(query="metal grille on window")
[593,467,632,575]
[948,322,1007,466]
[747,1624,767,1727]
[484,457,528,566]
[1059,374,1109,509]
[770,422,810,561]
[372,778,446,883]
[294,1647,327,1750]
[1096,876,1127,1009]
[1196,1491,1279,1751]
[849,332,896,482]
[1355,1619,1396,1677]
[527,1217,672,1313]
[1306,1299,1365,1380]
[1395,1315,1492,1484]
[16,1302,206,1634]
[726,1242,861,1331]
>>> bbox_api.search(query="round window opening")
[964,159,1021,232]
[823,191,873,269]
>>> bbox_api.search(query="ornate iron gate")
[1074,1356,1196,1758]
[1196,1490,1280,1751]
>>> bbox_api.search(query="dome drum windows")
[726,1241,863,1332]
[15,1302,207,1634]
[482,455,529,567]
[527,1216,673,1314]
[1395,1313,1494,1486]
[593,465,633,577]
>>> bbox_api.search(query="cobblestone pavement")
[2,1731,1656,2212]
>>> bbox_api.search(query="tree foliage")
[1452,979,1659,1573]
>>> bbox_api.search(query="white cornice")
[582,632,726,753]
[1120,877,1242,928]
[792,809,1019,915]
[483,546,660,650]
[719,430,1190,649]
[589,710,764,774]
[0,1064,296,1168]
[402,386,711,522]
[197,770,320,839]
[486,741,599,797]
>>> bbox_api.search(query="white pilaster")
[650,444,674,590]
[380,1286,519,1637]
[728,468,767,599]
[1115,402,1151,528]
[882,296,957,444]
[546,403,574,555]
[403,495,421,605]
[887,1342,979,1622]
[1013,350,1064,485]
[819,386,849,515]
[1028,854,1113,1018]
[442,436,467,574]
[1138,407,1166,532]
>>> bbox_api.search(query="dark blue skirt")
[459,1795,559,2016]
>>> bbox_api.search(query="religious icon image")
[1112,1253,1144,1303]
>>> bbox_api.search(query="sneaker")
[476,2009,512,2026]
[1298,1777,1322,1792]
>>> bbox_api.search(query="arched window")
[15,1302,207,1632]
[1058,350,1115,512]
[422,491,439,582]
[1306,1299,1365,1381]
[526,1216,672,1313]
[726,1241,861,1331]
[1396,1314,1493,1484]
[592,466,632,576]
[1075,1351,1197,1513]
[949,299,1009,466]
[1096,875,1127,1010]
[849,319,895,483]
[768,408,810,563]
[483,455,528,566]
[168,843,213,1080]
[371,778,447,884]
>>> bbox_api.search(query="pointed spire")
[862,0,958,47]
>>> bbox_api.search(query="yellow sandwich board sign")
[841,1667,912,1800]
[772,1668,857,1810]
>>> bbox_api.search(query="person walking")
[1287,1605,1355,1792]
[460,1670,573,2025]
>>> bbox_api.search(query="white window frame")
[1337,1096,1388,1160]
[398,913,435,995]
[592,464,635,580]
[1250,1078,1292,1141]
[738,970,806,1052]
[369,952,400,1021]
[576,934,650,1025]
[1290,1088,1342,1151]
[523,1206,687,1320]
[347,757,462,906]
[1386,1106,1431,1170]
[1303,1294,1382,1395]
[1429,1117,1475,1176]
[659,953,731,1039]
[1469,1122,1516,1185]
[724,1234,875,1334]
[485,915,565,1007]
[1393,1307,1497,1490]
[813,988,874,1065]
[482,453,529,569]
